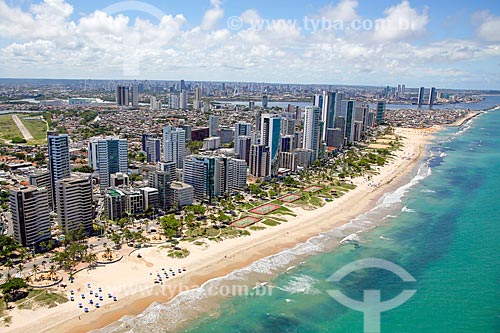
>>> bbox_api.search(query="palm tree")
[105,247,112,261]
[48,264,57,280]
[16,263,23,277]
[5,259,13,276]
[86,253,98,268]
[31,263,38,281]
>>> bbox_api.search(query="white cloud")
[372,0,429,42]
[240,9,261,24]
[0,0,498,88]
[201,0,224,30]
[472,11,500,42]
[321,0,360,22]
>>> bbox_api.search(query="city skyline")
[0,0,499,89]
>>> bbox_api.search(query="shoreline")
[451,111,482,127]
[5,128,435,333]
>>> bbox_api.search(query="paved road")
[11,114,34,140]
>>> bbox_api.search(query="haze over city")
[0,0,499,89]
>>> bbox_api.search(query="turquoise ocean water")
[99,96,500,333]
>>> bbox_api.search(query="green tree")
[161,214,182,238]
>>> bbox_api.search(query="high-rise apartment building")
[10,186,51,247]
[260,114,281,174]
[234,122,251,155]
[88,137,128,189]
[163,126,186,169]
[116,85,129,106]
[376,101,386,125]
[55,176,93,234]
[418,87,425,106]
[144,137,161,163]
[47,130,71,210]
[429,87,436,107]
[131,85,139,107]
[180,90,188,110]
[209,115,220,137]
[28,170,52,211]
[249,144,270,178]
[303,106,322,162]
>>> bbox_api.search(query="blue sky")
[0,0,499,89]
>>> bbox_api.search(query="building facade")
[55,176,94,234]
[10,186,51,247]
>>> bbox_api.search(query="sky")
[0,0,499,89]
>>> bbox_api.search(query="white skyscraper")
[234,122,251,155]
[180,90,188,110]
[88,137,128,189]
[227,158,247,192]
[150,96,162,111]
[163,126,186,169]
[168,94,180,109]
[303,106,322,162]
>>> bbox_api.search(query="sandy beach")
[5,127,435,333]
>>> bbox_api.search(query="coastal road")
[12,114,34,140]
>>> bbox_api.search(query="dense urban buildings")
[0,78,482,257]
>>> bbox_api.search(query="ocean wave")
[278,274,321,295]
[401,206,416,213]
[421,189,436,193]
[93,157,434,333]
[340,233,360,244]
[379,162,431,206]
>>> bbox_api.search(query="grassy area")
[269,206,297,216]
[309,196,324,207]
[0,115,23,141]
[15,289,68,310]
[220,228,250,238]
[262,219,280,227]
[249,226,266,231]
[0,300,6,318]
[19,115,47,143]
[167,248,190,258]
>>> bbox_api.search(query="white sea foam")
[421,189,435,193]
[340,233,360,244]
[379,162,431,206]
[94,155,435,333]
[401,206,416,213]
[278,275,321,295]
